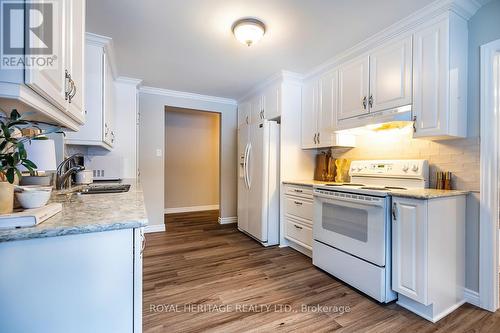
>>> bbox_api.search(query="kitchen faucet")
[56,153,85,190]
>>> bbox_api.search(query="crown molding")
[116,76,143,87]
[139,86,237,106]
[85,32,118,80]
[304,0,482,80]
[238,70,304,103]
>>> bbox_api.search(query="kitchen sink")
[79,184,131,194]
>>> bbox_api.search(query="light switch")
[156,149,162,157]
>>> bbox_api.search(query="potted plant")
[0,109,59,213]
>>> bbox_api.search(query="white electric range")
[312,160,429,303]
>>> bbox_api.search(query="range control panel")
[349,160,429,179]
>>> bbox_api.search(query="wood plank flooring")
[143,211,499,332]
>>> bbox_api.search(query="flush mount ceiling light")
[232,18,266,47]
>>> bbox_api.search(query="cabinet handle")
[392,202,398,221]
[313,133,317,144]
[293,201,303,205]
[65,70,74,101]
[412,115,417,133]
[317,132,320,144]
[294,224,303,230]
[111,131,115,143]
[246,115,249,124]
[362,96,367,110]
[294,189,303,193]
[368,95,373,108]
[69,82,77,103]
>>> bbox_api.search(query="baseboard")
[464,288,480,307]
[218,216,237,225]
[164,205,219,214]
[144,224,166,233]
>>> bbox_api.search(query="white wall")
[139,88,237,227]
[165,107,220,210]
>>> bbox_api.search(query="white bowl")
[15,188,52,209]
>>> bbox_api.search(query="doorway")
[164,107,221,227]
[479,38,500,311]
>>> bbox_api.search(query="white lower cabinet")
[391,195,465,322]
[283,184,313,254]
[0,228,144,333]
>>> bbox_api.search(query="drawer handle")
[294,224,303,230]
[293,201,303,205]
[294,189,303,193]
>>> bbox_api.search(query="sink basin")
[79,184,131,194]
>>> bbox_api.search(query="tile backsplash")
[330,127,480,192]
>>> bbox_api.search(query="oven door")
[313,190,388,266]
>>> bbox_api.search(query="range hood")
[336,105,412,131]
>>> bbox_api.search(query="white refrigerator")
[238,120,280,246]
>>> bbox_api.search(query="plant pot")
[0,182,14,214]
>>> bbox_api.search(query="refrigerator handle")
[246,144,252,189]
[243,143,250,189]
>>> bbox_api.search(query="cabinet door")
[65,42,103,142]
[250,95,263,124]
[317,69,338,148]
[412,20,449,138]
[392,197,428,305]
[338,56,369,120]
[238,101,251,127]
[301,79,318,149]
[65,0,86,123]
[369,36,412,113]
[263,84,281,120]
[103,51,114,147]
[25,0,68,111]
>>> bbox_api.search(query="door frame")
[479,38,500,312]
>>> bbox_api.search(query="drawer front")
[285,218,312,248]
[284,196,313,223]
[284,184,313,199]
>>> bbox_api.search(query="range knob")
[357,167,363,172]
[402,165,409,172]
[412,164,419,172]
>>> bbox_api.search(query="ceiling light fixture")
[232,18,266,47]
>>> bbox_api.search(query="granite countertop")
[283,180,342,187]
[389,188,469,199]
[283,180,469,199]
[0,179,148,243]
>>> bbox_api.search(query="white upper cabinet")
[65,34,115,150]
[301,79,318,149]
[338,56,369,120]
[25,0,68,112]
[250,94,263,123]
[318,70,339,147]
[0,0,85,131]
[412,14,467,139]
[241,82,282,126]
[65,0,86,123]
[263,83,281,120]
[301,73,356,149]
[237,101,251,128]
[369,36,412,113]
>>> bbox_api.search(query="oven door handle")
[313,192,385,207]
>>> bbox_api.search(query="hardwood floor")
[143,211,499,332]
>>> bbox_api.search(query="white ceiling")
[86,0,437,99]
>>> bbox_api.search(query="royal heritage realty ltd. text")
[150,304,351,315]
